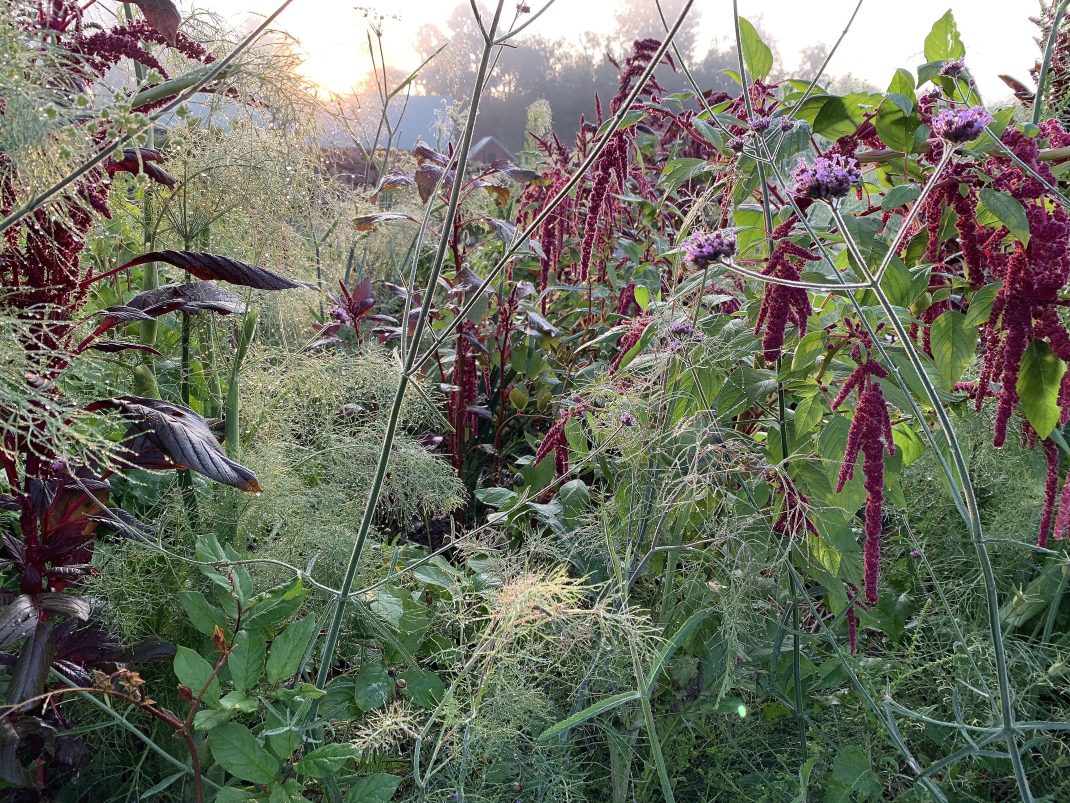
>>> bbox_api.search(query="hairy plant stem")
[308,1,508,699]
[828,204,1034,801]
[1034,0,1070,125]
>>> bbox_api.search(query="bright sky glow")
[196,0,1038,101]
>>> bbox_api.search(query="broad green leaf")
[737,18,773,80]
[242,578,307,634]
[794,393,826,436]
[295,743,359,779]
[266,616,318,685]
[892,423,926,465]
[929,310,977,387]
[214,789,259,803]
[345,774,403,803]
[353,661,392,712]
[887,68,915,104]
[193,707,233,731]
[964,283,1000,328]
[1017,340,1066,438]
[179,591,227,637]
[978,189,1030,245]
[881,184,920,210]
[227,631,265,694]
[538,691,640,741]
[923,10,965,63]
[173,646,220,703]
[792,331,827,373]
[207,722,279,785]
[398,668,444,709]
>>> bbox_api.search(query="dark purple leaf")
[466,405,493,421]
[89,341,162,356]
[8,621,56,704]
[524,311,560,338]
[117,282,248,318]
[0,596,38,647]
[37,594,92,622]
[416,163,453,203]
[417,431,444,450]
[87,396,261,492]
[0,494,19,511]
[113,638,176,663]
[0,718,32,786]
[130,0,181,45]
[106,148,176,188]
[414,144,448,165]
[374,171,416,195]
[354,212,419,232]
[117,251,315,291]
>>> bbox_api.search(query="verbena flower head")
[748,115,771,133]
[777,116,796,133]
[684,229,737,268]
[939,57,966,77]
[932,106,993,143]
[792,154,861,200]
[728,135,748,152]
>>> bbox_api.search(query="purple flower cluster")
[931,106,993,144]
[939,57,966,78]
[684,229,737,268]
[792,154,861,201]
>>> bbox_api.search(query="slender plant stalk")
[309,1,509,695]
[827,204,1034,801]
[1034,0,1070,124]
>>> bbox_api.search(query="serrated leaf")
[206,723,279,785]
[266,617,318,685]
[929,310,977,387]
[1017,339,1066,438]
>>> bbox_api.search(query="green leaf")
[353,661,392,712]
[1017,340,1067,438]
[881,184,920,210]
[892,423,926,465]
[737,18,773,80]
[193,707,233,731]
[266,616,318,685]
[345,774,403,803]
[179,591,228,637]
[538,691,640,741]
[929,310,977,387]
[887,68,915,103]
[173,646,220,703]
[398,668,444,709]
[978,189,1030,245]
[227,631,265,694]
[923,10,965,63]
[646,610,710,686]
[295,743,359,779]
[964,283,1000,328]
[242,578,307,634]
[794,393,826,436]
[206,722,280,785]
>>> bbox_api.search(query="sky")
[196,0,1040,101]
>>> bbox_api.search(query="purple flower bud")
[620,412,637,427]
[728,135,747,152]
[777,117,796,133]
[792,154,862,201]
[939,57,966,78]
[684,229,737,268]
[910,549,921,558]
[931,106,993,144]
[668,320,695,337]
[749,115,771,133]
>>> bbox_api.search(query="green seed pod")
[132,364,159,398]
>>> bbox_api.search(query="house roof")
[317,95,455,152]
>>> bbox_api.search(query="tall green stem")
[310,1,509,693]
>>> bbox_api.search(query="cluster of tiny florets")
[684,229,737,268]
[792,154,862,200]
[931,106,993,144]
